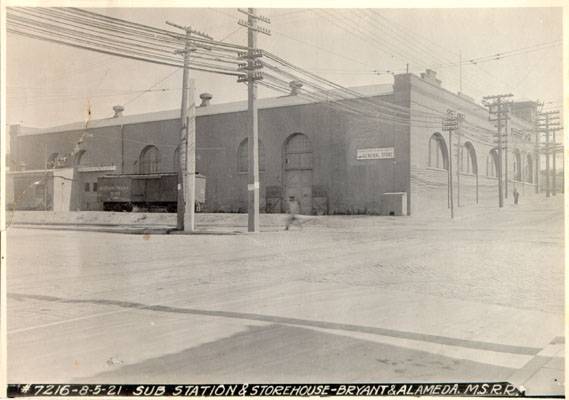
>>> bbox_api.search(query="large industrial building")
[7,70,539,216]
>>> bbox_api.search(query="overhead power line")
[7,6,538,150]
[7,7,245,78]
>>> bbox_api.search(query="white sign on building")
[356,147,395,160]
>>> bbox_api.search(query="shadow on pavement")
[79,323,515,384]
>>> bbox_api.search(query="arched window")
[74,150,86,166]
[461,142,478,175]
[512,149,522,181]
[428,133,448,170]
[139,145,160,173]
[487,148,499,177]
[284,133,312,170]
[237,138,266,173]
[526,154,533,183]
[46,152,59,169]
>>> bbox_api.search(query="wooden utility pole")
[545,114,551,197]
[537,110,561,198]
[443,110,463,218]
[534,103,542,194]
[552,126,557,196]
[483,94,513,208]
[448,130,454,218]
[238,8,270,233]
[504,112,509,199]
[456,126,461,207]
[167,21,212,232]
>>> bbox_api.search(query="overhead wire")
[7,6,546,149]
[8,8,241,60]
[7,10,243,77]
[360,9,561,100]
[316,9,425,69]
[68,7,247,52]
[357,8,483,94]
[8,7,427,122]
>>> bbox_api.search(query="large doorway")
[283,133,313,214]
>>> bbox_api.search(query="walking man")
[285,196,302,230]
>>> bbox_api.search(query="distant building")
[8,70,543,215]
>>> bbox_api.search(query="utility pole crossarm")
[237,20,271,35]
[238,8,271,23]
[166,21,213,39]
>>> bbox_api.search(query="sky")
[5,5,564,129]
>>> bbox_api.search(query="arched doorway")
[283,133,313,214]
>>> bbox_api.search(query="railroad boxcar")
[97,173,206,212]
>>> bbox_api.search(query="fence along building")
[7,70,538,215]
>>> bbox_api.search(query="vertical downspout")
[120,124,125,173]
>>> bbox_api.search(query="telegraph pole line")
[238,8,270,233]
[536,110,561,198]
[167,21,212,232]
[550,112,561,196]
[483,94,513,208]
[534,101,543,194]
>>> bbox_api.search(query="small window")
[84,183,90,192]
[92,182,98,192]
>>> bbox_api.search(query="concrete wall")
[52,168,77,212]
[193,94,410,214]
[405,73,537,215]
[7,89,425,216]
[7,168,78,211]
[13,76,539,216]
[15,125,122,172]
[122,119,182,174]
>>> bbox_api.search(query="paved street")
[6,197,564,395]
